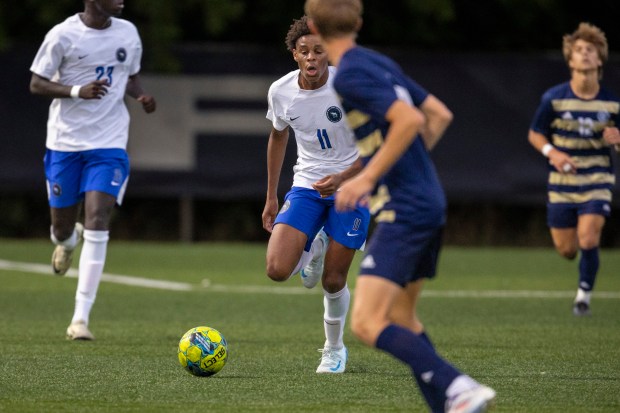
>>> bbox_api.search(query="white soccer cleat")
[52,223,84,276]
[316,345,347,373]
[300,229,328,289]
[446,385,496,413]
[573,301,591,316]
[66,320,95,341]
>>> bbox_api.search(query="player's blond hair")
[562,22,608,79]
[304,0,362,40]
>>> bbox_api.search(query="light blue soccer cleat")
[300,229,329,289]
[316,345,347,373]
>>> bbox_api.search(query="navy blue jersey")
[530,82,619,205]
[333,46,446,228]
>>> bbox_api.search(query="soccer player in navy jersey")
[262,16,370,373]
[528,23,620,317]
[30,0,156,340]
[304,1,496,412]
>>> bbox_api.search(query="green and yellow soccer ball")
[178,326,228,377]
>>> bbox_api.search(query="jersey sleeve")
[30,25,67,80]
[266,85,289,131]
[403,76,430,107]
[128,24,142,76]
[529,92,554,137]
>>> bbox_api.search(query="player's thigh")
[550,227,578,257]
[83,191,118,230]
[44,150,84,208]
[577,214,605,249]
[81,149,129,203]
[274,187,326,250]
[266,223,308,270]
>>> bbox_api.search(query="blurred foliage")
[1,0,618,72]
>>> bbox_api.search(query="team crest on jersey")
[326,106,343,123]
[116,48,127,62]
[597,111,610,123]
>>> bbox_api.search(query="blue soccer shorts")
[359,221,443,287]
[274,186,370,251]
[44,148,130,208]
[547,200,611,228]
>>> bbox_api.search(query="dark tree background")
[1,0,619,71]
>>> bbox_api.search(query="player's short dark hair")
[285,16,311,52]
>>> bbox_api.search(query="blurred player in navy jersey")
[528,22,620,317]
[30,0,156,340]
[304,0,496,412]
[262,16,369,373]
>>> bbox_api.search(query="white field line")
[1,258,620,299]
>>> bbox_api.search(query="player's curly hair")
[562,22,608,79]
[285,16,312,52]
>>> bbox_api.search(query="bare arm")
[335,100,425,211]
[603,126,620,152]
[528,129,576,173]
[418,94,453,150]
[312,158,363,197]
[29,72,108,99]
[262,127,289,232]
[126,74,156,113]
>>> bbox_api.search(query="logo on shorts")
[603,203,611,213]
[279,200,291,214]
[326,106,343,123]
[360,255,376,269]
[52,183,62,196]
[116,48,127,62]
[111,168,123,187]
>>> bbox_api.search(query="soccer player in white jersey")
[262,16,370,373]
[29,0,156,340]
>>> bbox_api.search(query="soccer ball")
[178,326,228,377]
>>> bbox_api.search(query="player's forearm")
[265,136,287,198]
[337,158,363,181]
[29,74,73,98]
[364,117,421,183]
[361,101,424,182]
[125,75,145,99]
[419,95,453,150]
[528,130,553,154]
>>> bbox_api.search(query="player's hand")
[80,80,109,99]
[603,126,620,145]
[335,173,372,212]
[312,173,343,197]
[138,95,156,113]
[262,199,279,233]
[548,147,576,174]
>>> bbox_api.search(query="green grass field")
[0,239,619,412]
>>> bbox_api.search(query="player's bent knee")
[350,316,377,346]
[322,272,347,292]
[265,264,290,282]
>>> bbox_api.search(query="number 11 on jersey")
[317,129,332,149]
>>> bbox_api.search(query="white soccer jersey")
[266,66,358,189]
[30,14,142,151]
